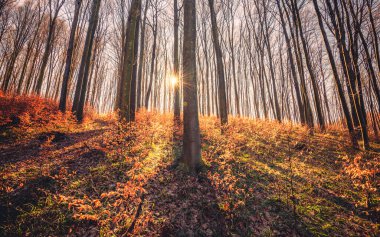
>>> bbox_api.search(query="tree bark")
[73,0,101,122]
[136,0,148,110]
[34,0,64,95]
[59,0,81,113]
[128,2,141,122]
[312,0,358,147]
[292,0,325,130]
[144,5,157,110]
[173,0,181,123]
[208,0,228,126]
[182,0,201,171]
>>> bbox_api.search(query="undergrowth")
[0,92,104,141]
[0,95,379,236]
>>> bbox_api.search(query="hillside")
[0,95,379,236]
[2,0,380,236]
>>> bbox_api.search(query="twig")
[123,194,145,237]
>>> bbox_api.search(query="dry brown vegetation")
[0,95,379,236]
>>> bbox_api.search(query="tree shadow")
[0,128,106,166]
[140,164,229,236]
[122,124,229,236]
[0,139,40,165]
[0,175,58,223]
[252,152,379,223]
[312,186,380,223]
[0,128,108,236]
[210,158,314,236]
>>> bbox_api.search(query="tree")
[136,0,149,109]
[208,0,228,126]
[325,0,370,150]
[118,0,142,121]
[128,0,142,121]
[282,0,314,129]
[276,0,305,124]
[34,0,65,95]
[181,0,201,171]
[1,2,36,92]
[144,0,158,110]
[311,0,358,147]
[72,0,101,122]
[291,0,325,130]
[173,0,180,123]
[262,0,281,122]
[59,0,82,113]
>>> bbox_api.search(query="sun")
[168,75,179,86]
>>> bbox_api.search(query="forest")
[0,0,379,236]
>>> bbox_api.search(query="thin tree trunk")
[325,0,370,149]
[145,11,157,109]
[74,0,101,122]
[59,0,81,113]
[208,0,228,126]
[34,1,64,95]
[136,0,148,109]
[292,0,325,130]
[173,0,180,122]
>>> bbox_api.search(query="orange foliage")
[56,110,175,235]
[0,92,74,130]
[0,92,107,137]
[1,104,378,236]
[342,153,379,208]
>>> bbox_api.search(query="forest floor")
[0,94,379,237]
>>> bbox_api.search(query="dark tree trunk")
[144,9,157,109]
[173,0,181,123]
[325,0,370,149]
[182,0,201,171]
[73,0,101,122]
[292,0,325,130]
[128,0,142,121]
[208,0,228,126]
[312,0,358,147]
[136,0,148,110]
[34,1,64,95]
[59,0,81,113]
[276,0,304,124]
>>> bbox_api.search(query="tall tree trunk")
[263,3,281,122]
[366,0,380,82]
[2,53,18,92]
[59,0,81,113]
[128,0,142,122]
[74,0,101,122]
[276,0,304,124]
[144,12,157,109]
[347,0,380,112]
[208,0,228,126]
[34,2,63,95]
[325,0,370,149]
[136,0,148,109]
[182,0,201,171]
[173,0,181,123]
[292,0,325,130]
[312,0,358,147]
[16,49,31,94]
[25,42,43,94]
[282,0,314,128]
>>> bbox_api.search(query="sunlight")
[168,74,179,87]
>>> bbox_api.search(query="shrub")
[342,153,379,209]
[0,92,75,137]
